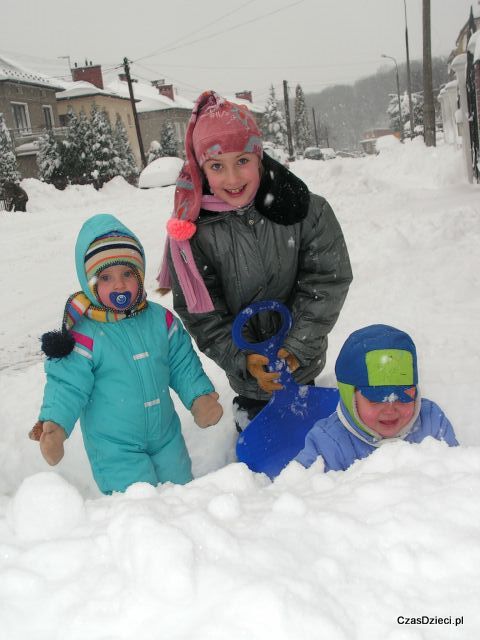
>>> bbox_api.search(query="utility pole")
[282,80,295,160]
[123,57,147,167]
[312,107,319,146]
[403,0,414,137]
[422,0,436,146]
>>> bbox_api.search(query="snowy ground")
[1,137,479,639]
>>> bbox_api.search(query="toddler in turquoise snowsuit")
[31,214,223,494]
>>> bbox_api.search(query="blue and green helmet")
[335,324,418,425]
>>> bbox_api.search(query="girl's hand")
[277,348,300,372]
[246,353,283,393]
[191,392,223,428]
[39,421,67,466]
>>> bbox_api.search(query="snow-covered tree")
[293,84,312,154]
[160,122,178,157]
[262,85,288,150]
[147,140,163,164]
[407,92,424,136]
[90,104,118,187]
[37,129,64,183]
[113,114,138,182]
[387,91,424,136]
[61,109,95,184]
[0,114,21,188]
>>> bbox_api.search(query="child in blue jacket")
[30,214,223,494]
[295,324,458,472]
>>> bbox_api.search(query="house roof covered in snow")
[106,79,194,113]
[55,80,131,102]
[104,80,264,115]
[0,55,64,90]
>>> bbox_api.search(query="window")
[174,122,181,141]
[11,102,31,134]
[42,105,54,129]
[59,114,68,127]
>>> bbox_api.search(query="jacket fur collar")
[254,153,310,225]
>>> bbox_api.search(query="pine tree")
[62,109,95,184]
[387,89,425,137]
[90,104,118,187]
[113,114,139,182]
[147,140,163,164]
[37,129,63,183]
[293,84,312,154]
[262,85,288,150]
[160,121,178,157]
[408,92,424,136]
[0,114,21,189]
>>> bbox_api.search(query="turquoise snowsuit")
[40,214,214,494]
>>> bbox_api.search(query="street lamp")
[403,0,414,137]
[382,53,404,141]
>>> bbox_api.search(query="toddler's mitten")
[191,392,223,428]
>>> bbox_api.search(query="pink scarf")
[157,195,252,313]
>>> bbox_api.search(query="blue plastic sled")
[232,300,339,479]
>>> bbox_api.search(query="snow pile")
[294,137,466,195]
[0,140,479,638]
[0,443,479,639]
[8,472,85,541]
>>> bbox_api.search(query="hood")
[75,214,145,305]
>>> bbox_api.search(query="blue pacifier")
[109,291,132,309]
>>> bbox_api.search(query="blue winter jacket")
[295,398,458,472]
[40,214,214,493]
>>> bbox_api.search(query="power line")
[134,0,307,63]
[156,0,257,51]
[143,59,383,72]
[132,62,204,94]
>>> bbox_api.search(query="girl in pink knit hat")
[159,90,353,432]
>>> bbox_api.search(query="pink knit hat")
[158,90,263,313]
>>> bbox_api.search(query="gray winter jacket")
[168,156,353,400]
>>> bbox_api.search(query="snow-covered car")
[320,147,337,160]
[263,143,290,167]
[138,156,184,189]
[304,146,337,160]
[303,146,323,160]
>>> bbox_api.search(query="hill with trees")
[299,57,449,151]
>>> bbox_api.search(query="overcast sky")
[0,0,476,103]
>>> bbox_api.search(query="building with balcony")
[0,54,64,177]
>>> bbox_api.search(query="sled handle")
[232,300,292,362]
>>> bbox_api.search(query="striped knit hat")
[84,232,145,296]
